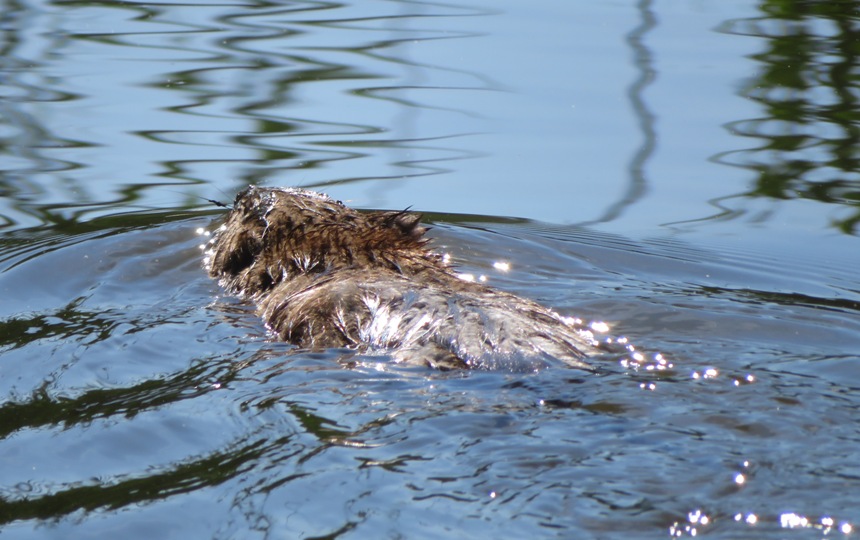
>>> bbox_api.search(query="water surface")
[0,1,858,538]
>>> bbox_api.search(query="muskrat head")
[206,186,439,296]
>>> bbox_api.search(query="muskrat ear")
[234,185,253,205]
[385,209,425,240]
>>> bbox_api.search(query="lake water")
[1,0,859,538]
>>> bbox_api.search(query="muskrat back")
[205,186,605,371]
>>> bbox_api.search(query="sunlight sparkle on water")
[688,509,710,526]
[781,513,809,528]
[733,373,756,386]
[492,261,510,272]
[620,351,672,372]
[779,512,852,533]
[456,273,488,283]
[669,509,711,537]
[560,315,584,326]
[734,513,758,525]
[673,510,853,537]
[589,321,610,333]
[197,227,212,251]
[692,368,718,380]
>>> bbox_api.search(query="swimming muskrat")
[205,186,609,371]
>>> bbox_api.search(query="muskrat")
[204,186,609,371]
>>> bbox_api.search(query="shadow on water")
[713,0,860,234]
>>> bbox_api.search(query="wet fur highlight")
[206,186,603,371]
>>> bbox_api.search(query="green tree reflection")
[723,0,860,234]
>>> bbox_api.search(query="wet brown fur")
[206,186,601,371]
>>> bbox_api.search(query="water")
[1,1,859,538]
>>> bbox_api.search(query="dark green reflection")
[0,385,396,524]
[722,1,860,234]
[0,355,256,524]
[0,434,278,525]
[0,297,118,351]
[0,358,237,438]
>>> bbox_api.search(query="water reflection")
[0,431,280,524]
[0,0,92,227]
[583,0,656,226]
[1,1,859,537]
[0,0,492,228]
[719,1,860,234]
